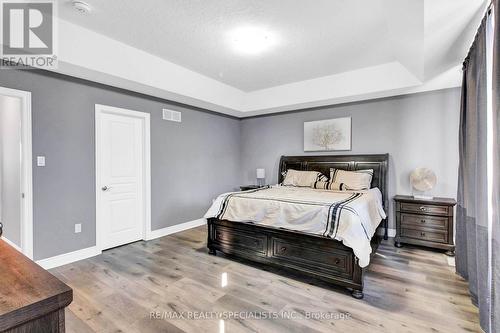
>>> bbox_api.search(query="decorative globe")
[410,168,437,192]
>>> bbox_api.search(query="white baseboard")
[147,218,206,241]
[447,256,455,267]
[36,246,101,270]
[377,228,396,238]
[2,237,23,252]
[35,219,205,270]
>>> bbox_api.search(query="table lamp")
[256,168,265,187]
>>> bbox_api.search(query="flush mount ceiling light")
[228,26,277,55]
[71,1,92,14]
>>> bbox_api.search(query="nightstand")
[394,195,456,256]
[240,185,265,191]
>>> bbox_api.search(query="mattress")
[205,185,386,267]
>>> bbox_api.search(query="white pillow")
[330,168,373,190]
[282,169,328,187]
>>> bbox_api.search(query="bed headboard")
[279,154,389,233]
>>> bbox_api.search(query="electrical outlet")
[75,223,81,233]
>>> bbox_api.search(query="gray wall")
[240,89,461,229]
[0,67,460,259]
[0,95,22,246]
[0,70,241,260]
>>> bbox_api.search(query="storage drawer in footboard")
[270,236,353,278]
[212,224,268,255]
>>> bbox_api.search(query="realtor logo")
[1,0,57,69]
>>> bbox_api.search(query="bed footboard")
[207,218,382,299]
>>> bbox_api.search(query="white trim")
[0,86,33,259]
[446,256,455,267]
[53,18,468,118]
[36,246,102,270]
[485,10,494,333]
[35,218,205,270]
[2,237,22,253]
[146,218,206,241]
[377,228,396,238]
[95,104,152,251]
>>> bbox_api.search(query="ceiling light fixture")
[71,1,92,14]
[228,26,277,55]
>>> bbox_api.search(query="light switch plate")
[75,223,81,233]
[37,156,45,167]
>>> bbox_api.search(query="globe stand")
[412,188,433,200]
[413,193,434,200]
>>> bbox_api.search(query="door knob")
[101,186,110,191]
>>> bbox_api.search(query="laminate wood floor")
[51,226,481,333]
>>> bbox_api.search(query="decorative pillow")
[282,169,328,187]
[311,181,347,191]
[330,168,373,190]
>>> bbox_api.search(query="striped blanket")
[204,185,386,267]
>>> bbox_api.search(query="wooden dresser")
[394,195,456,256]
[0,237,73,332]
[239,185,266,191]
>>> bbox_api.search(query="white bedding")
[204,185,386,267]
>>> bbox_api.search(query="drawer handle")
[420,219,426,223]
[419,206,428,212]
[334,258,341,265]
[280,246,287,253]
[420,232,426,237]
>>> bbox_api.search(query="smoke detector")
[71,1,91,14]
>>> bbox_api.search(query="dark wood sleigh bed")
[207,154,389,299]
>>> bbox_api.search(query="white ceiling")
[54,0,487,117]
[60,0,406,92]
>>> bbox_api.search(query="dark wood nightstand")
[394,195,456,256]
[240,185,265,191]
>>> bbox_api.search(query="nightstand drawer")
[401,213,447,230]
[400,202,449,216]
[401,228,448,243]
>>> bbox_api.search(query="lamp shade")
[256,168,265,179]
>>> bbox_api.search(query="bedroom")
[0,1,497,332]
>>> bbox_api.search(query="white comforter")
[204,185,386,267]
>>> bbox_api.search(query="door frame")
[95,104,151,251]
[0,86,33,259]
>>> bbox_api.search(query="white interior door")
[96,105,149,250]
[0,95,22,247]
[0,86,32,259]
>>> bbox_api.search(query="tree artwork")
[304,117,351,151]
[311,123,344,150]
